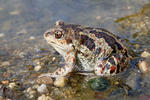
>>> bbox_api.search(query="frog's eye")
[55,31,64,39]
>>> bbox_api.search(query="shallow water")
[0,0,150,100]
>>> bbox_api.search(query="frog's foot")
[76,71,95,76]
[39,65,74,78]
[39,73,55,78]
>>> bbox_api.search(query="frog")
[39,20,130,78]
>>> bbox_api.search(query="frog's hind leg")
[94,54,125,76]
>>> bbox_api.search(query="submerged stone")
[88,77,110,92]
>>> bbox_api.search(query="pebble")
[19,52,25,58]
[135,44,140,49]
[25,65,34,70]
[0,33,5,38]
[138,60,150,73]
[96,16,101,20]
[126,69,141,90]
[88,77,110,91]
[0,8,3,11]
[9,82,16,89]
[32,84,39,89]
[0,96,3,100]
[26,87,37,99]
[54,77,67,87]
[1,61,10,66]
[141,51,150,58]
[36,76,53,85]
[138,51,150,73]
[37,84,48,94]
[1,80,9,85]
[29,36,35,40]
[34,65,42,71]
[38,94,53,100]
[52,57,56,62]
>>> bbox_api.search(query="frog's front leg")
[39,52,76,78]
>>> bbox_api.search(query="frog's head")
[44,20,75,55]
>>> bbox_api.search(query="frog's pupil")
[55,31,63,39]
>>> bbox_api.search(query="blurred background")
[0,0,150,100]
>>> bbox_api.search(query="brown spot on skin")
[73,58,75,62]
[67,52,70,55]
[80,41,82,45]
[66,39,72,44]
[60,42,63,44]
[102,67,105,71]
[110,66,116,73]
[80,35,95,51]
[100,67,105,73]
[98,64,103,68]
[101,49,105,53]
[44,32,51,37]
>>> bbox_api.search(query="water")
[0,0,150,100]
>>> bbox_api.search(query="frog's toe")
[38,73,54,78]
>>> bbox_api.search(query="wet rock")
[34,65,42,71]
[54,77,67,87]
[88,77,110,91]
[136,95,150,100]
[38,94,53,100]
[37,84,48,94]
[126,69,142,90]
[0,50,8,56]
[36,76,53,85]
[116,3,150,36]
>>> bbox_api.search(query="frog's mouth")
[49,41,65,51]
